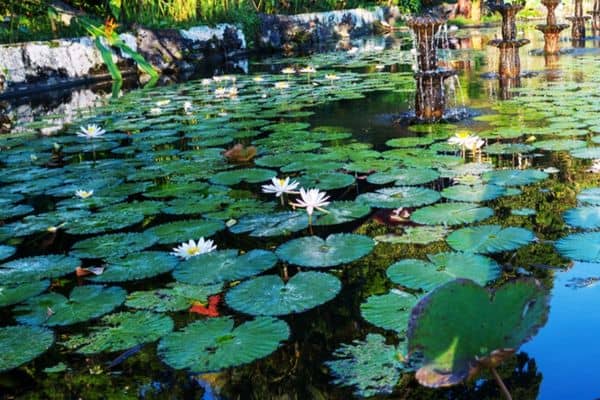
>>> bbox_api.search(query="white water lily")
[253,76,264,82]
[75,189,94,199]
[448,132,485,150]
[156,99,170,106]
[215,87,227,98]
[77,124,105,139]
[183,101,193,113]
[299,66,316,74]
[587,159,600,173]
[171,238,217,260]
[150,107,162,115]
[275,81,289,89]
[201,78,212,86]
[262,177,300,198]
[290,188,330,217]
[325,74,339,81]
[281,67,296,74]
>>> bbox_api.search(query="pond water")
[1,23,600,399]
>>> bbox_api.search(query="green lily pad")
[314,201,371,226]
[483,169,548,186]
[276,233,374,268]
[146,219,225,244]
[571,147,600,159]
[325,333,410,398]
[0,280,50,307]
[15,285,126,326]
[226,271,341,316]
[65,210,144,235]
[564,207,600,230]
[577,188,600,206]
[0,255,80,285]
[534,139,587,151]
[407,279,549,387]
[229,212,309,237]
[89,251,179,282]
[441,184,506,202]
[297,172,355,190]
[62,311,174,354]
[173,249,277,286]
[70,232,159,259]
[411,203,493,226]
[0,325,54,372]
[158,316,289,372]
[360,289,420,333]
[126,283,222,312]
[385,137,435,148]
[210,168,276,185]
[387,252,501,292]
[555,232,600,262]
[0,245,16,261]
[511,208,536,216]
[357,187,440,209]
[367,168,439,186]
[374,226,449,245]
[446,225,535,254]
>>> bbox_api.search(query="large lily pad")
[410,203,493,226]
[555,232,600,262]
[446,225,535,254]
[15,285,126,326]
[89,251,179,282]
[367,168,439,186]
[173,249,277,286]
[226,271,341,316]
[314,201,371,226]
[441,184,506,202]
[375,226,449,245]
[357,187,440,209]
[146,219,225,244]
[70,232,159,259]
[387,252,501,292]
[276,233,374,268]
[564,207,600,230]
[63,311,174,354]
[0,255,80,285]
[325,333,410,398]
[360,289,420,333]
[210,168,276,185]
[0,325,54,372]
[407,279,549,387]
[482,169,548,187]
[126,283,222,312]
[0,280,50,307]
[158,316,289,372]
[229,212,309,237]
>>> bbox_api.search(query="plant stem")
[490,367,512,400]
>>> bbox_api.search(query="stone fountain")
[566,0,590,40]
[590,0,600,35]
[407,15,456,122]
[487,0,530,79]
[536,0,569,54]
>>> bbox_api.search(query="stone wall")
[257,6,402,51]
[0,24,246,97]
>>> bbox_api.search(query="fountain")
[590,0,600,35]
[407,15,456,122]
[487,0,530,79]
[536,0,569,54]
[566,0,590,40]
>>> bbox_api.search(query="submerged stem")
[490,366,513,400]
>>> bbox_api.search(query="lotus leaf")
[0,255,80,285]
[0,280,50,307]
[325,333,410,397]
[367,168,439,186]
[483,169,548,187]
[564,207,600,230]
[360,289,420,333]
[90,251,179,282]
[411,203,493,226]
[387,252,501,292]
[15,285,126,326]
[226,271,340,316]
[70,232,159,259]
[126,283,222,312]
[446,225,535,254]
[174,249,277,285]
[146,219,225,244]
[357,187,440,209]
[407,279,549,387]
[229,212,308,237]
[276,234,374,268]
[158,316,289,372]
[210,168,276,185]
[441,184,506,202]
[0,325,54,372]
[63,311,174,354]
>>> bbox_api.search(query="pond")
[1,23,600,399]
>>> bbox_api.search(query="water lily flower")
[375,64,385,71]
[262,177,300,203]
[300,66,316,74]
[347,47,359,55]
[587,159,600,173]
[281,67,296,74]
[253,76,264,82]
[325,74,339,81]
[201,78,212,86]
[275,82,290,89]
[183,101,193,113]
[215,87,227,98]
[290,188,330,217]
[213,75,236,83]
[171,238,217,260]
[227,87,238,98]
[150,107,162,115]
[75,189,94,199]
[448,132,485,151]
[156,99,170,106]
[77,124,105,139]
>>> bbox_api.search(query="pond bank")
[0,6,401,100]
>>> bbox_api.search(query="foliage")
[0,325,54,372]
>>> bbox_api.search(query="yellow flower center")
[186,246,199,255]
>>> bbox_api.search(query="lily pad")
[387,252,501,292]
[367,168,439,186]
[0,255,80,285]
[441,184,506,202]
[173,249,277,285]
[226,271,341,316]
[0,245,16,262]
[357,187,440,209]
[229,212,308,237]
[0,325,54,372]
[89,251,179,282]
[564,207,600,230]
[314,201,371,226]
[407,279,549,387]
[360,289,420,333]
[374,226,449,245]
[0,280,50,307]
[146,219,225,244]
[411,203,493,226]
[276,233,374,268]
[15,285,126,326]
[63,311,174,354]
[555,232,600,262]
[482,169,548,186]
[70,232,159,259]
[158,316,289,372]
[210,168,276,185]
[126,283,222,312]
[577,188,600,206]
[446,225,535,254]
